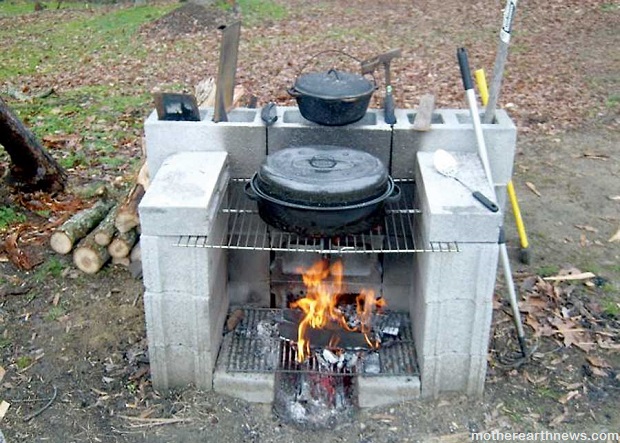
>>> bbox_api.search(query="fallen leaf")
[589,366,608,377]
[586,355,611,369]
[0,400,9,421]
[558,390,580,404]
[608,227,620,243]
[575,224,598,233]
[596,337,620,350]
[525,181,542,197]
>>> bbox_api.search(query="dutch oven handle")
[386,184,401,203]
[244,181,260,201]
[309,155,337,171]
[294,50,376,84]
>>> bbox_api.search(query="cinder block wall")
[141,107,517,397]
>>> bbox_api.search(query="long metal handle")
[483,0,519,124]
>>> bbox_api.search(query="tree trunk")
[0,96,67,192]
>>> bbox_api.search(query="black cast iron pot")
[245,146,400,237]
[288,69,376,126]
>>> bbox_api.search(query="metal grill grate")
[226,308,419,377]
[176,179,458,254]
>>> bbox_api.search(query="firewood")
[73,229,111,274]
[115,184,145,234]
[108,229,138,259]
[129,240,141,262]
[112,256,130,267]
[92,204,119,246]
[50,200,113,254]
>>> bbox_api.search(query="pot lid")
[256,146,389,207]
[293,69,375,100]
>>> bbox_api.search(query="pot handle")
[309,155,337,170]
[287,87,301,98]
[386,184,401,203]
[244,181,260,201]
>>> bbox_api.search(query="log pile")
[50,162,148,276]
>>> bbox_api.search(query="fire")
[290,258,386,362]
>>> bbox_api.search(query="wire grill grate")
[176,179,458,254]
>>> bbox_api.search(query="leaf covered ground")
[0,0,619,441]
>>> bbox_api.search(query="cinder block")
[357,375,420,408]
[144,108,265,178]
[145,289,228,390]
[213,334,275,403]
[416,151,502,243]
[267,107,392,172]
[141,234,226,295]
[392,108,516,183]
[419,353,488,398]
[139,152,230,236]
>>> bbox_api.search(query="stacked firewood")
[50,163,148,276]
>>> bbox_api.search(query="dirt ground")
[1,1,619,442]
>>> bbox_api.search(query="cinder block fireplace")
[139,106,516,407]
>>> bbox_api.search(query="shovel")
[433,149,499,212]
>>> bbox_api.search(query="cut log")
[129,240,141,262]
[115,184,145,234]
[108,229,138,258]
[92,204,119,246]
[0,96,67,192]
[112,256,130,267]
[73,230,110,274]
[50,200,114,254]
[411,94,436,131]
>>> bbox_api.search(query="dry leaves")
[608,227,620,243]
[525,182,541,197]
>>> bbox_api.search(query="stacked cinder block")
[139,152,230,390]
[413,151,501,398]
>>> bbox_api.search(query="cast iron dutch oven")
[245,146,400,237]
[288,69,376,126]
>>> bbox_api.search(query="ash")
[273,372,356,430]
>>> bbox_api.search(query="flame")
[290,258,385,362]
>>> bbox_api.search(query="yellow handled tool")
[475,68,531,264]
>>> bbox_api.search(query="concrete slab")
[357,375,420,408]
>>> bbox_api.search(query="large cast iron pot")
[245,146,400,237]
[288,69,376,126]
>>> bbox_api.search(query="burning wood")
[286,258,386,363]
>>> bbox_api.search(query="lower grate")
[226,308,419,377]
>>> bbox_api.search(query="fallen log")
[50,200,113,254]
[92,204,119,246]
[0,96,67,192]
[108,229,138,259]
[73,229,110,274]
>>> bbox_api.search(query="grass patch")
[537,264,560,277]
[602,299,619,317]
[216,0,287,24]
[46,305,66,321]
[0,336,12,349]
[33,257,65,282]
[16,355,32,370]
[0,206,27,231]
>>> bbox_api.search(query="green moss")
[0,206,27,231]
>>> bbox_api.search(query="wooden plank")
[411,94,435,131]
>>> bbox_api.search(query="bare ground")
[0,1,619,441]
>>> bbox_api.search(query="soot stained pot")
[245,146,400,237]
[288,69,376,126]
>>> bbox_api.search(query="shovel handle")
[384,89,396,125]
[473,191,499,212]
[457,47,474,91]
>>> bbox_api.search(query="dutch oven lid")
[293,69,375,100]
[255,146,389,207]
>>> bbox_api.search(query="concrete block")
[141,234,226,295]
[213,334,275,403]
[144,108,265,178]
[392,108,516,183]
[268,107,392,173]
[144,289,228,390]
[139,152,229,236]
[357,375,420,408]
[419,353,488,398]
[416,151,502,243]
[381,284,412,313]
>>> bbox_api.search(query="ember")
[290,258,386,362]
